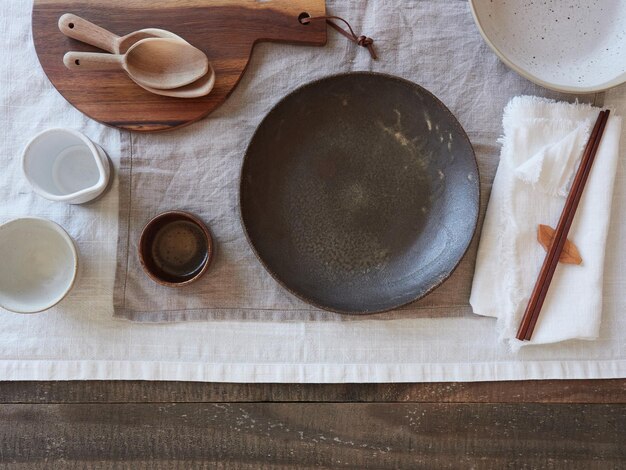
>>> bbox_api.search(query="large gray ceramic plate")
[240,73,479,314]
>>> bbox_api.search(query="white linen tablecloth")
[0,0,625,382]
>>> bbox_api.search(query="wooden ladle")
[63,38,209,90]
[58,14,214,98]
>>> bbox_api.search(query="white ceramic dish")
[22,128,111,204]
[470,0,626,93]
[0,218,78,313]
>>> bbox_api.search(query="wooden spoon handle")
[58,13,120,53]
[63,51,124,71]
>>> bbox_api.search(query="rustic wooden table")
[0,379,623,467]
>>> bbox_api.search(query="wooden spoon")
[58,14,215,98]
[63,38,209,90]
[59,13,180,54]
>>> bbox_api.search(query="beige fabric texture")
[113,0,598,322]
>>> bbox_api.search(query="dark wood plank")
[0,380,624,404]
[0,403,623,468]
[32,0,327,132]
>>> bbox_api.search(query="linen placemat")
[113,0,601,322]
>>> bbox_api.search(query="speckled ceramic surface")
[470,0,626,93]
[240,73,480,314]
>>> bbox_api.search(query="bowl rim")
[21,127,109,202]
[0,217,78,313]
[469,0,626,94]
[238,71,481,315]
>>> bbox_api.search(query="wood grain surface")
[0,402,623,468]
[0,380,624,404]
[0,380,624,467]
[32,0,327,132]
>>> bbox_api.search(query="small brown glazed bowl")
[138,211,213,287]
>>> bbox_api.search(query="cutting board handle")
[59,13,119,53]
[255,0,316,14]
[246,0,326,44]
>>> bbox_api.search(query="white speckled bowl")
[470,0,626,93]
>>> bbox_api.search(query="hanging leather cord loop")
[300,15,378,60]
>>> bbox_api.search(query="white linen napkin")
[470,96,622,349]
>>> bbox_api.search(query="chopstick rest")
[516,110,610,341]
[536,224,582,266]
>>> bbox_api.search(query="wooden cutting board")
[32,0,327,132]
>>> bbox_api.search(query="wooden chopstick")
[522,110,611,341]
[516,110,610,341]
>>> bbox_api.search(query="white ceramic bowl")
[470,0,626,93]
[22,128,111,204]
[0,218,78,313]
